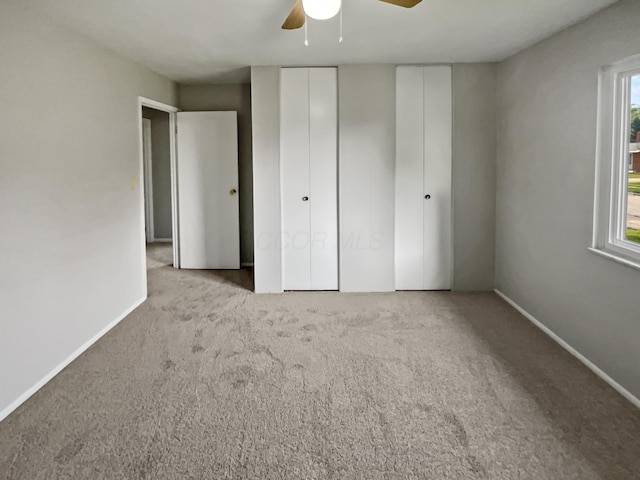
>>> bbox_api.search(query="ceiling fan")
[282,0,422,30]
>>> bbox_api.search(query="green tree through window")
[630,106,640,142]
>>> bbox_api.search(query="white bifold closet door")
[280,68,338,290]
[396,66,452,290]
[176,111,240,270]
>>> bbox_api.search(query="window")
[592,55,640,269]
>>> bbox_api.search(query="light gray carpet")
[1,243,640,479]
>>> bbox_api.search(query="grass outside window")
[630,173,640,194]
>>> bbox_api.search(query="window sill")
[588,247,640,272]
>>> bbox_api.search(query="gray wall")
[338,65,397,292]
[142,107,172,240]
[0,2,176,417]
[452,64,497,291]
[496,0,640,399]
[178,84,253,265]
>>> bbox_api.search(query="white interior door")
[281,68,338,290]
[423,67,452,289]
[396,66,452,290]
[281,69,311,288]
[176,111,240,269]
[309,68,338,290]
[396,67,424,289]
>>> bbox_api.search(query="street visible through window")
[627,75,640,244]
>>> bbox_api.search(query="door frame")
[137,97,180,272]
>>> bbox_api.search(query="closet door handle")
[302,196,309,202]
[425,194,431,200]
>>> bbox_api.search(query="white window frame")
[591,54,640,270]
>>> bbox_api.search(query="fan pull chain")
[339,7,343,43]
[304,18,309,46]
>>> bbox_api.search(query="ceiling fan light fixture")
[302,0,341,20]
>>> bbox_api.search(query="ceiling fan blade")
[282,0,306,30]
[379,0,423,7]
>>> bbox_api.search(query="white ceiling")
[19,0,618,84]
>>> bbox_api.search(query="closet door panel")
[252,67,283,293]
[281,69,311,290]
[395,67,425,290]
[309,68,339,290]
[423,66,452,290]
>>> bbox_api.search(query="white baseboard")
[241,263,254,268]
[494,289,640,410]
[0,296,147,423]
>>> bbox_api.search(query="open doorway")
[142,108,173,270]
[141,109,173,243]
[138,98,179,283]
